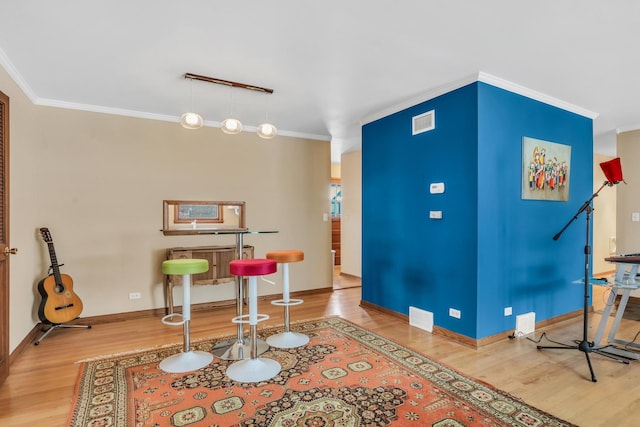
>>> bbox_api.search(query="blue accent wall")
[362,81,593,340]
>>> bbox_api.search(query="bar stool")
[159,258,213,373]
[225,258,281,383]
[265,250,309,348]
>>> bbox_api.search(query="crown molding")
[615,124,640,135]
[477,72,598,119]
[361,74,478,125]
[362,72,599,126]
[34,98,331,141]
[0,48,330,142]
[0,46,38,103]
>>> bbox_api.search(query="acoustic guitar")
[37,227,83,324]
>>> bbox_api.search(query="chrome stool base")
[266,331,309,348]
[159,350,213,373]
[226,357,281,383]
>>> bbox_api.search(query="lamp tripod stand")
[537,181,628,382]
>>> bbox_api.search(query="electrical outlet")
[449,308,461,319]
[504,307,512,316]
[129,292,141,300]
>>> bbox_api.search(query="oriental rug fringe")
[67,317,575,426]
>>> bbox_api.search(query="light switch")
[633,212,640,222]
[429,210,443,219]
[429,182,445,194]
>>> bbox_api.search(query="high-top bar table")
[162,227,277,360]
[592,254,640,360]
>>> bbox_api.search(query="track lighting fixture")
[179,73,275,137]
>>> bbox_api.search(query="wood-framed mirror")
[162,200,246,235]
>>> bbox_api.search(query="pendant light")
[180,77,203,129]
[221,86,242,135]
[221,117,243,134]
[257,94,277,139]
[257,119,277,139]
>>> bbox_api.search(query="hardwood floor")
[2,286,640,426]
[332,265,361,290]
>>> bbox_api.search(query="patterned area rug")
[67,317,575,426]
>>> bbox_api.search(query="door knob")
[4,247,17,255]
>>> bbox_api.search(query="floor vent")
[515,312,536,337]
[412,110,435,135]
[409,306,433,332]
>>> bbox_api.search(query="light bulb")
[221,118,242,134]
[180,112,203,129]
[257,122,277,139]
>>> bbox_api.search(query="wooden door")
[0,90,9,384]
[331,218,341,266]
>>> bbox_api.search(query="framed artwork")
[161,200,247,234]
[522,137,571,201]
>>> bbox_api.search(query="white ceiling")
[0,1,638,162]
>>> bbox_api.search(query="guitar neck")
[46,242,63,284]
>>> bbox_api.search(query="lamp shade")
[257,122,277,139]
[180,112,203,129]
[221,118,242,134]
[600,157,624,184]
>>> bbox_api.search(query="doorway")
[330,179,341,288]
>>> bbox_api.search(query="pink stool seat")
[230,259,277,276]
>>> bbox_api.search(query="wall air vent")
[412,110,435,135]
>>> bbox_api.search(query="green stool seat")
[159,258,212,373]
[162,258,209,276]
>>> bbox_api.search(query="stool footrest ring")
[231,313,270,325]
[271,298,304,307]
[161,313,186,326]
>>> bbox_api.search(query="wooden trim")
[11,286,334,358]
[359,300,407,321]
[9,326,40,367]
[431,326,480,349]
[0,90,8,384]
[15,285,577,361]
[360,300,584,349]
[615,294,640,306]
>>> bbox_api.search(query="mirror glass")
[162,200,246,234]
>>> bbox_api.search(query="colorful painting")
[522,137,571,201]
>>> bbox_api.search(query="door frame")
[0,89,10,384]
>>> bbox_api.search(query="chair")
[225,258,281,382]
[265,250,309,348]
[159,258,213,373]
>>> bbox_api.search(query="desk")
[593,255,640,360]
[162,228,278,360]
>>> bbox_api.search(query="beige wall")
[340,151,361,277]
[330,163,341,179]
[1,65,332,353]
[593,153,617,274]
[617,131,640,255]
